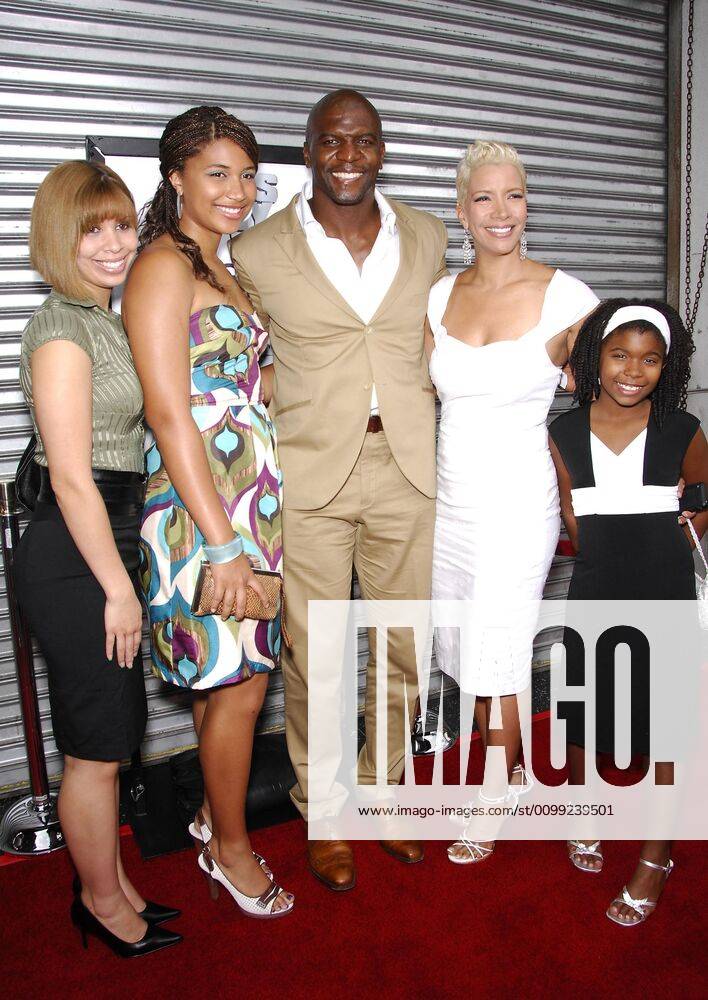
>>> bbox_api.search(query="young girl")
[549,299,708,926]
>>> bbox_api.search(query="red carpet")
[2,717,705,1000]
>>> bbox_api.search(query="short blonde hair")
[456,140,527,204]
[30,161,137,300]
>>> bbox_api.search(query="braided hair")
[139,105,259,291]
[570,298,694,429]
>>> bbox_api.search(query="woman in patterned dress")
[123,106,293,918]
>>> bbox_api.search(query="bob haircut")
[29,161,137,301]
[456,139,528,204]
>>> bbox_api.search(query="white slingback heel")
[198,844,294,920]
[189,810,273,880]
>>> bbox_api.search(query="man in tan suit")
[232,89,447,890]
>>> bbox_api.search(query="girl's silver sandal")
[606,857,674,926]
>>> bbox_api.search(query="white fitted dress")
[428,269,599,695]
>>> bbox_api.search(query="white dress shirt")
[295,180,400,414]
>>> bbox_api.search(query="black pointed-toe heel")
[69,898,182,958]
[72,875,181,925]
[138,900,181,923]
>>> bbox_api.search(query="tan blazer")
[231,195,447,510]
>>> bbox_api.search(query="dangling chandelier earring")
[462,228,474,266]
[520,229,528,260]
[176,193,183,220]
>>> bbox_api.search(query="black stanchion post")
[0,480,63,854]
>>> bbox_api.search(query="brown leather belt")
[366,415,383,433]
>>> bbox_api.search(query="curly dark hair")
[139,105,259,291]
[570,298,694,428]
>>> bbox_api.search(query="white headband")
[603,306,671,351]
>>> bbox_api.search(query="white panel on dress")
[570,430,680,516]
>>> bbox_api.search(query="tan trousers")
[281,430,435,819]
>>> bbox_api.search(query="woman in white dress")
[426,141,599,863]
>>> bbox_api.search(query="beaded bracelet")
[203,535,244,564]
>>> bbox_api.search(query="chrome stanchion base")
[0,793,64,855]
[411,710,458,756]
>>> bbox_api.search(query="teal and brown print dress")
[140,305,283,689]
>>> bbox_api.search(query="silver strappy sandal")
[447,837,495,865]
[447,784,520,865]
[567,839,604,873]
[606,857,674,926]
[510,764,534,795]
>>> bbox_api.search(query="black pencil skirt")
[14,499,147,762]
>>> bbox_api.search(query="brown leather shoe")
[380,840,425,864]
[307,839,356,891]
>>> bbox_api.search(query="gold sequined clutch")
[191,564,292,647]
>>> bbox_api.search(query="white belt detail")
[571,485,679,517]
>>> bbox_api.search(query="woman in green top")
[14,161,180,958]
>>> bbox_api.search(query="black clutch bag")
[15,433,40,511]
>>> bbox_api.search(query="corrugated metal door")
[0,0,669,788]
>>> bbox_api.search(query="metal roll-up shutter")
[0,0,669,788]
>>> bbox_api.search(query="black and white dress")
[549,404,700,755]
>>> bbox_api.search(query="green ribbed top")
[20,292,145,473]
